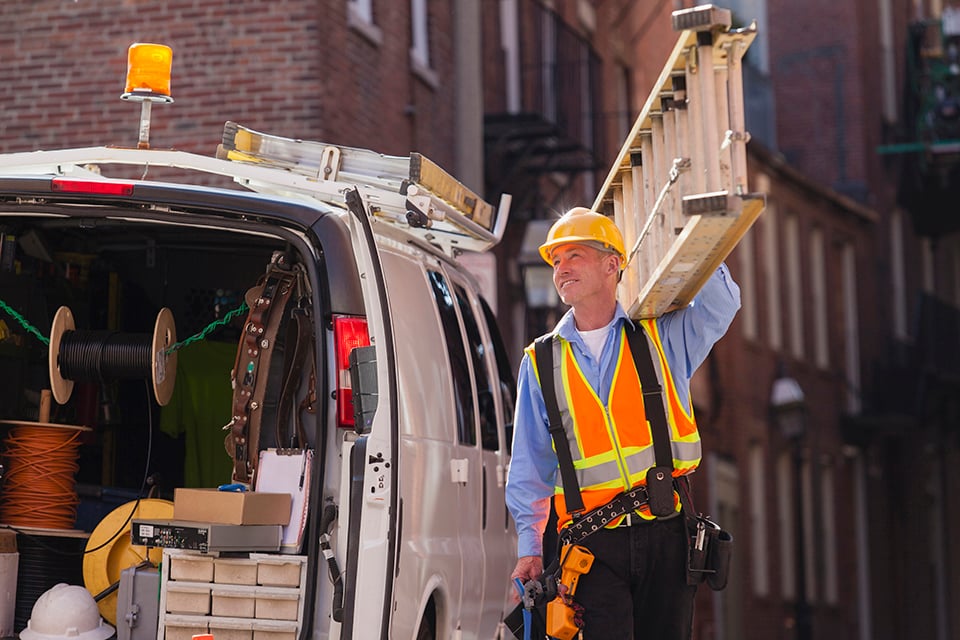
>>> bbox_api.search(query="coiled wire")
[0,425,83,529]
[57,330,153,382]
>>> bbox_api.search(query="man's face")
[550,243,619,307]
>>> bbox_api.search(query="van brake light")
[333,314,370,429]
[51,178,134,196]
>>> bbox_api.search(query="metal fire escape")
[880,9,960,236]
[483,4,604,218]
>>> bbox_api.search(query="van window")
[454,284,498,451]
[480,297,516,454]
[428,270,477,446]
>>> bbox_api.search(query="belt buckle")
[622,513,632,527]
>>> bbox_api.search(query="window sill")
[348,5,383,47]
[410,53,438,90]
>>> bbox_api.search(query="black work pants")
[573,515,696,639]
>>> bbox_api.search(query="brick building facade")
[2,1,958,639]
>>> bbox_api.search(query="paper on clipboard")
[256,448,313,552]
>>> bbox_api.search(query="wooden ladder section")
[592,5,765,319]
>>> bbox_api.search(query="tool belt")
[559,483,652,546]
[225,251,312,485]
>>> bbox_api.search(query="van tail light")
[333,314,370,429]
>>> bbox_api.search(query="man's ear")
[606,254,621,275]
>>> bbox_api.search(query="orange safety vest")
[528,319,700,529]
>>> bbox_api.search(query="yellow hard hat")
[538,207,626,266]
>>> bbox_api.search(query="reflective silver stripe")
[552,338,581,462]
[671,439,701,462]
[573,458,625,490]
[621,448,661,478]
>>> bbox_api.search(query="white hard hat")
[20,584,115,640]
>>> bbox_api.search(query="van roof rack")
[0,122,511,257]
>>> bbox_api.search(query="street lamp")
[770,371,812,640]
[519,219,559,310]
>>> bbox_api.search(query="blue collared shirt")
[505,265,741,557]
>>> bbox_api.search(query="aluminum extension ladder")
[592,4,766,319]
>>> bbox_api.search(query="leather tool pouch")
[226,251,298,485]
[686,513,733,590]
[646,465,676,517]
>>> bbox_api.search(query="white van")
[0,123,518,639]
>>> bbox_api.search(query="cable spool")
[48,306,178,407]
[0,391,89,530]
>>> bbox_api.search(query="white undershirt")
[577,320,615,362]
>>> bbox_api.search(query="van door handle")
[450,458,468,485]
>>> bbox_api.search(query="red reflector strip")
[51,178,135,196]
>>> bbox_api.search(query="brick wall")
[0,0,457,168]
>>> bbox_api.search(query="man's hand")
[511,555,544,585]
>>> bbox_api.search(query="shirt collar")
[554,302,635,346]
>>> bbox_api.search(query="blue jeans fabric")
[573,515,696,639]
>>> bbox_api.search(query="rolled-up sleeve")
[505,351,558,558]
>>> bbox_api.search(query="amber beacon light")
[121,43,174,148]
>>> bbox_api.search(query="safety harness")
[225,251,314,484]
[534,321,679,546]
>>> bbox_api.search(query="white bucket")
[0,551,18,638]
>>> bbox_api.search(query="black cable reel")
[48,305,178,407]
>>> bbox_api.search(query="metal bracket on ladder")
[593,4,766,319]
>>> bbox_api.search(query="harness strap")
[624,323,675,469]
[534,334,585,514]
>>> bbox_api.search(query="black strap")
[534,335,585,514]
[276,305,313,450]
[624,323,674,469]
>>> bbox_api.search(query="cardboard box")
[173,489,292,525]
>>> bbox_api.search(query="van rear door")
[335,190,399,640]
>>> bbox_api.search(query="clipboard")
[256,448,313,553]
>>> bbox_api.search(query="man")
[506,207,740,639]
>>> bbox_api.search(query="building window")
[347,0,383,46]
[810,227,829,368]
[738,227,759,341]
[762,202,782,350]
[952,238,960,307]
[879,0,898,122]
[776,451,795,598]
[891,210,908,340]
[785,212,804,359]
[749,442,769,596]
[616,63,632,141]
[922,237,935,294]
[820,459,839,604]
[541,8,558,123]
[411,0,430,69]
[801,456,816,603]
[500,0,521,113]
[842,242,861,414]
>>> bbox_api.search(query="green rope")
[0,298,50,346]
[166,301,248,354]
[0,296,248,353]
